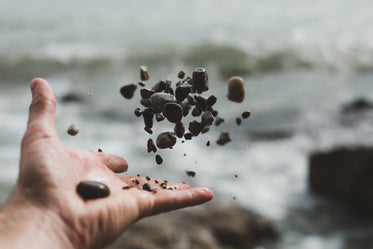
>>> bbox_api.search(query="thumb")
[24,78,58,143]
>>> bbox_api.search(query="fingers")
[24,78,58,141]
[95,152,128,173]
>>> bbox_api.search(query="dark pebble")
[164,80,173,94]
[186,170,196,177]
[195,95,207,111]
[236,117,242,125]
[138,82,145,87]
[142,108,154,128]
[67,124,79,136]
[227,76,245,103]
[140,88,155,99]
[201,126,210,134]
[206,140,210,146]
[174,122,185,138]
[215,116,225,126]
[76,181,110,200]
[216,131,232,145]
[152,80,166,92]
[188,121,203,136]
[201,111,214,126]
[150,92,177,113]
[187,94,196,106]
[147,138,157,153]
[156,132,177,149]
[140,66,150,81]
[206,95,217,107]
[155,113,165,122]
[175,84,191,102]
[135,179,140,185]
[134,108,143,117]
[120,83,137,99]
[191,106,202,117]
[155,154,163,165]
[144,127,153,134]
[98,148,103,152]
[163,102,183,123]
[192,68,208,93]
[212,110,218,117]
[122,186,131,190]
[242,111,251,119]
[146,176,151,181]
[184,133,193,140]
[140,99,153,108]
[178,70,186,79]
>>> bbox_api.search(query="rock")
[227,76,245,103]
[105,206,280,249]
[341,98,373,114]
[309,146,373,214]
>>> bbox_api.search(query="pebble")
[227,76,245,103]
[216,131,232,145]
[156,132,177,149]
[120,83,138,99]
[201,111,214,126]
[174,122,185,138]
[192,68,208,93]
[187,94,196,105]
[144,127,153,134]
[177,70,185,79]
[152,80,166,92]
[206,140,210,146]
[180,102,191,117]
[201,126,210,134]
[142,108,154,128]
[163,102,183,123]
[212,110,218,117]
[98,148,102,152]
[184,133,193,140]
[155,154,163,165]
[138,82,145,87]
[236,117,242,126]
[214,116,225,126]
[206,95,217,107]
[242,111,251,119]
[140,99,153,108]
[140,88,155,99]
[134,108,143,117]
[155,113,165,122]
[67,123,79,136]
[147,138,157,153]
[175,84,191,102]
[150,92,177,112]
[186,170,196,177]
[188,121,203,136]
[191,106,202,117]
[140,66,150,81]
[143,183,152,192]
[76,180,110,200]
[195,95,207,111]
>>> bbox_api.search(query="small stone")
[67,124,79,136]
[201,126,210,134]
[138,82,145,87]
[201,111,214,126]
[206,95,217,107]
[174,122,185,138]
[187,94,196,106]
[184,133,193,140]
[177,70,186,79]
[155,113,165,122]
[147,138,157,153]
[175,84,191,102]
[155,154,163,165]
[150,92,177,113]
[140,88,155,99]
[236,117,242,126]
[152,80,166,92]
[192,68,208,93]
[122,186,131,190]
[156,132,177,149]
[144,127,153,134]
[242,111,251,119]
[206,140,210,146]
[140,99,153,108]
[191,106,202,117]
[142,108,154,128]
[188,121,203,136]
[180,102,191,117]
[163,102,183,123]
[215,116,225,126]
[146,176,151,181]
[195,95,207,111]
[140,66,150,81]
[120,83,137,99]
[228,76,245,103]
[134,108,143,117]
[98,148,103,152]
[216,131,232,145]
[186,170,196,177]
[212,110,218,117]
[76,181,110,200]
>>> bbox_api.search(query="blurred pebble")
[216,131,232,145]
[227,76,245,103]
[156,132,177,149]
[76,181,110,200]
[120,83,137,99]
[155,154,163,165]
[242,111,251,119]
[140,66,150,81]
[67,123,79,136]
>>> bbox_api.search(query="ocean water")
[2,0,373,248]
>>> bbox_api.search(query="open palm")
[16,78,213,249]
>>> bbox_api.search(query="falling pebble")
[120,83,138,99]
[242,111,251,119]
[155,154,163,165]
[227,76,245,103]
[206,140,210,146]
[67,124,79,136]
[186,170,196,177]
[140,66,150,81]
[236,117,242,126]
[216,131,232,145]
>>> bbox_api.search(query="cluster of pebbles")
[120,67,250,166]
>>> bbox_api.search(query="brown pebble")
[156,132,177,149]
[155,154,163,165]
[152,80,166,92]
[201,111,214,126]
[67,123,79,136]
[147,138,157,153]
[186,170,196,177]
[188,121,203,136]
[206,95,217,107]
[236,117,242,125]
[98,148,102,152]
[155,179,159,184]
[160,182,167,189]
[227,76,245,103]
[216,131,232,145]
[140,66,150,81]
[120,83,138,99]
[201,126,210,134]
[184,132,193,140]
[138,82,145,87]
[150,92,177,113]
[174,122,185,138]
[140,99,153,108]
[206,140,210,146]
[163,102,183,123]
[214,116,225,126]
[192,68,208,93]
[178,70,186,79]
[175,84,191,102]
[134,108,143,117]
[156,113,165,122]
[191,106,202,117]
[142,108,154,128]
[242,111,251,119]
[143,183,152,191]
[135,179,140,184]
[146,176,151,181]
[180,102,191,117]
[137,174,141,177]
[140,88,155,99]
[77,181,110,200]
[122,186,131,190]
[195,95,207,111]
[144,127,153,134]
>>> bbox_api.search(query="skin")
[0,78,213,249]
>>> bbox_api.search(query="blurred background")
[2,0,373,248]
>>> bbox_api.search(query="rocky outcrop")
[309,146,373,214]
[106,205,280,249]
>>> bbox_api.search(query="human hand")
[0,78,213,249]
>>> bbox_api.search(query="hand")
[0,78,213,249]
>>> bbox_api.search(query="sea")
[1,0,373,248]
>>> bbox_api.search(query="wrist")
[0,191,75,249]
